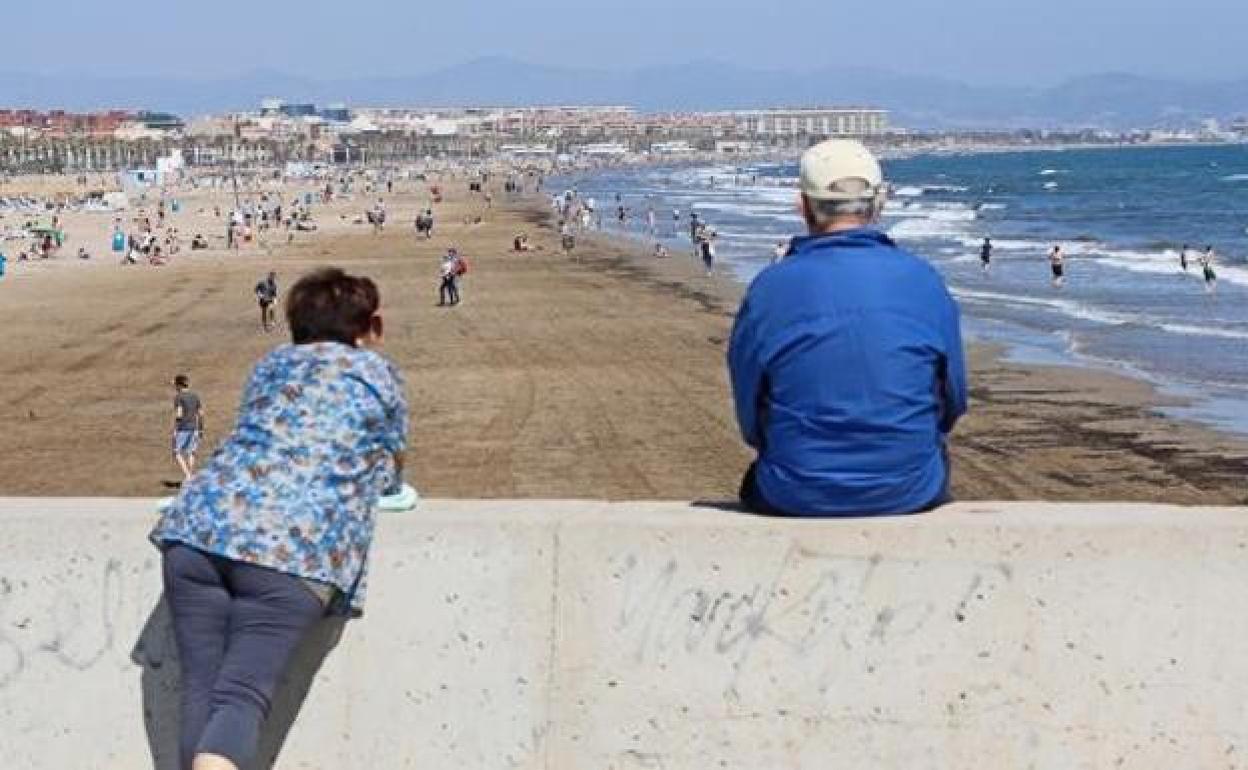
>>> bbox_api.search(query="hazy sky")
[12,0,1244,85]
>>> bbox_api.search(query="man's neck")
[810,219,873,237]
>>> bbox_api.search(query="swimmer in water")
[980,237,993,274]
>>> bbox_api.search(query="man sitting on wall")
[729,139,968,517]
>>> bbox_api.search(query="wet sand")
[1,183,1245,505]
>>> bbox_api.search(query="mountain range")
[2,57,1246,130]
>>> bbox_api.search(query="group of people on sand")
[2,212,67,263]
[153,140,969,770]
[115,210,187,266]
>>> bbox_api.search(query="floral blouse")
[152,342,408,614]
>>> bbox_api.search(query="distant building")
[320,104,352,123]
[725,108,889,138]
[280,103,318,119]
[575,142,631,157]
[261,100,351,122]
[499,143,555,158]
[0,109,137,138]
[138,111,186,132]
[650,141,698,155]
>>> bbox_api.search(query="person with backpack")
[438,248,464,307]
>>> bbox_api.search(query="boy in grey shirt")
[172,374,204,482]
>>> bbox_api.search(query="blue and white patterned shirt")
[152,343,408,614]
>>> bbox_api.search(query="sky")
[9,0,1246,85]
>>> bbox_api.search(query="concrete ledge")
[2,499,1246,768]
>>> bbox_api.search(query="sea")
[553,144,1248,437]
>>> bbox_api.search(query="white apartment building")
[726,108,889,138]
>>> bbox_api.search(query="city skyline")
[1,57,1245,132]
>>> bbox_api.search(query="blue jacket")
[729,228,967,516]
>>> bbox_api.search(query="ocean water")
[553,145,1248,436]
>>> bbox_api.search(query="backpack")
[455,256,469,276]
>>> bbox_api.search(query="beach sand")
[1,178,1245,505]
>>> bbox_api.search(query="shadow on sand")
[130,596,345,770]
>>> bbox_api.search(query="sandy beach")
[1,176,1245,505]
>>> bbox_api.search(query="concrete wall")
[2,499,1246,769]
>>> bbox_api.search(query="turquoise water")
[556,145,1248,435]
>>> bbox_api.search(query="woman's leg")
[162,545,231,770]
[193,562,324,769]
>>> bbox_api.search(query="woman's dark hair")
[285,268,380,346]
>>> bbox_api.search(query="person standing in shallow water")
[1049,245,1065,288]
[151,268,408,770]
[1200,246,1218,294]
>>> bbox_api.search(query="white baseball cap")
[799,139,884,202]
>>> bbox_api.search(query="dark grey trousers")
[162,544,324,770]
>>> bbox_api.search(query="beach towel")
[156,483,420,514]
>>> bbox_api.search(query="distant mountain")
[3,59,1247,130]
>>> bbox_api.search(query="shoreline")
[563,200,1248,505]
[0,181,1245,504]
[553,147,1248,445]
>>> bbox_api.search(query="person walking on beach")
[255,271,278,332]
[171,374,204,482]
[372,198,386,234]
[1200,246,1218,294]
[700,228,717,275]
[980,237,993,274]
[151,268,408,770]
[729,139,967,517]
[438,248,463,306]
[229,210,243,250]
[1049,245,1065,288]
[560,221,577,260]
